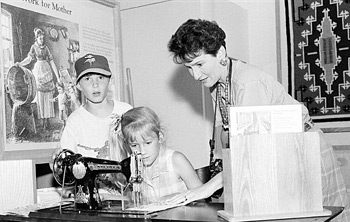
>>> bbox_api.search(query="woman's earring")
[220,58,227,66]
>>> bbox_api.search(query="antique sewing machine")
[52,149,144,211]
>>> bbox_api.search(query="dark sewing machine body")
[53,149,131,210]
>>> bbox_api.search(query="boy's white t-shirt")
[60,100,132,159]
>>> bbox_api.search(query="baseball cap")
[75,53,111,83]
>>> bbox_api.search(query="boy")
[58,53,132,160]
[51,82,68,128]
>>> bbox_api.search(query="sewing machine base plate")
[30,200,152,218]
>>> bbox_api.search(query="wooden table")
[0,202,344,222]
[153,202,343,222]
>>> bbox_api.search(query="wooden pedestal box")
[217,132,331,221]
[0,160,36,214]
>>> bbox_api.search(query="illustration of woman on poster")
[16,27,61,131]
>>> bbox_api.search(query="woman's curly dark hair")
[168,19,226,64]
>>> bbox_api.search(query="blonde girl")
[116,106,202,203]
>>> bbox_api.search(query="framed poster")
[0,0,122,162]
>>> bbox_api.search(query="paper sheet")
[230,104,303,135]
[126,202,186,213]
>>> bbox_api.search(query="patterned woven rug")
[286,0,350,121]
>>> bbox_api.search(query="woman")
[167,19,350,221]
[17,27,61,130]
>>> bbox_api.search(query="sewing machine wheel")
[53,149,76,186]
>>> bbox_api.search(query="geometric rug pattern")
[288,0,350,120]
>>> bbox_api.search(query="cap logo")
[84,54,96,66]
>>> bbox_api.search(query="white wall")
[229,0,291,91]
[118,0,248,169]
[229,0,278,78]
[119,0,279,77]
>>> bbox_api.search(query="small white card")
[229,104,303,136]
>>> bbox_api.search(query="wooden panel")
[0,160,36,214]
[220,132,327,220]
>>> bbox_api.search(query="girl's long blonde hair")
[109,107,164,161]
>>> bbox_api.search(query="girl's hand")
[162,187,206,205]
[163,173,224,205]
[163,192,190,205]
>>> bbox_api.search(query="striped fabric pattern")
[308,125,350,222]
[142,148,187,203]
